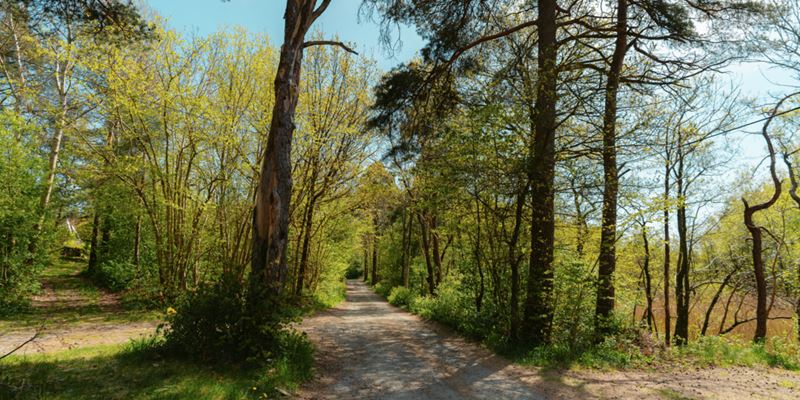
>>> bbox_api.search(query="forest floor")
[0,259,159,356]
[297,280,800,400]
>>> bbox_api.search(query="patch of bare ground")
[297,280,800,400]
[0,260,159,356]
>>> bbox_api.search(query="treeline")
[0,1,375,313]
[358,0,800,350]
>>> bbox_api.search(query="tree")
[742,95,790,342]
[249,0,356,307]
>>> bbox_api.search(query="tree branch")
[0,331,39,362]
[302,40,358,54]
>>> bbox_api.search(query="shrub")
[388,286,416,308]
[163,278,298,365]
[0,114,48,314]
[344,261,361,279]
[92,260,137,292]
[373,282,391,298]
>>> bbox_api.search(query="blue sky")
[143,0,424,71]
[143,0,796,172]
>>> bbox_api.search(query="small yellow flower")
[166,307,177,316]
[251,387,257,391]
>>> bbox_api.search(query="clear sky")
[143,0,424,71]
[142,0,796,175]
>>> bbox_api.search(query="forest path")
[297,280,561,399]
[297,280,800,400]
[0,259,158,356]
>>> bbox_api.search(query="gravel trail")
[297,280,800,400]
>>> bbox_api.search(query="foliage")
[388,286,416,308]
[90,260,137,292]
[345,261,362,279]
[162,278,300,366]
[372,282,392,298]
[0,112,47,314]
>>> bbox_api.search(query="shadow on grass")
[0,346,259,400]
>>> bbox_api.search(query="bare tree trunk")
[371,232,378,284]
[295,179,318,296]
[674,154,690,345]
[250,0,330,304]
[742,97,785,342]
[663,161,672,346]
[401,208,412,288]
[418,212,436,295]
[37,80,68,233]
[701,267,737,336]
[363,237,369,282]
[640,223,654,330]
[473,193,485,313]
[87,213,100,274]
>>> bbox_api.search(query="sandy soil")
[297,280,800,400]
[0,262,159,356]
[0,321,158,356]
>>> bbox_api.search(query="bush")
[0,113,48,314]
[373,282,391,298]
[388,286,416,308]
[92,260,137,292]
[344,261,361,279]
[163,278,298,365]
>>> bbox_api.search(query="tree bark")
[133,216,141,269]
[663,160,672,346]
[674,152,690,345]
[418,212,436,295]
[401,208,412,288]
[741,97,785,342]
[522,0,558,346]
[371,232,378,284]
[782,143,800,342]
[250,0,330,305]
[595,0,628,339]
[295,194,316,296]
[87,213,100,274]
[640,223,654,330]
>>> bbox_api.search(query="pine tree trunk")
[595,0,627,339]
[522,0,558,346]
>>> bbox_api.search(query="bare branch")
[0,332,39,362]
[302,40,358,55]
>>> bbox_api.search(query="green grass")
[0,258,161,331]
[302,279,346,312]
[656,388,693,400]
[669,335,800,370]
[510,335,800,372]
[0,338,312,400]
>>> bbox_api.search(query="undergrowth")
[370,280,800,372]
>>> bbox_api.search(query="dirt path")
[298,280,800,400]
[0,259,158,356]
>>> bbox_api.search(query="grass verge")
[0,334,313,400]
